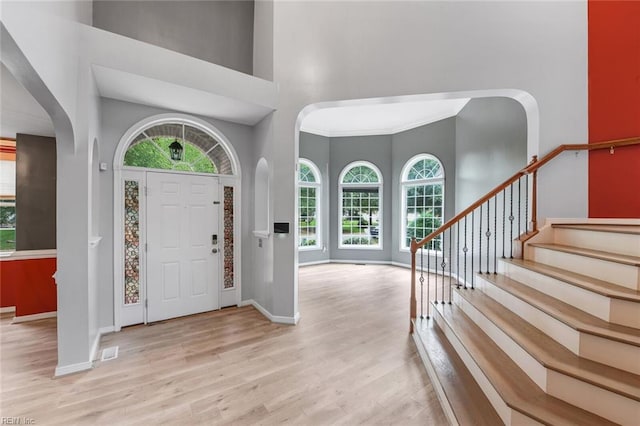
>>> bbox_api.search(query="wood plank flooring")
[0,264,447,425]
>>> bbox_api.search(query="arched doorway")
[113,114,241,329]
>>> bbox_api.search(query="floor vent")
[100,346,119,362]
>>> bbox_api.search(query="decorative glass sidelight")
[223,186,234,289]
[124,180,140,304]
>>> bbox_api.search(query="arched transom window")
[339,161,382,249]
[401,154,444,250]
[298,159,321,249]
[124,122,234,175]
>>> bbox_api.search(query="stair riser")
[580,333,640,376]
[510,411,545,426]
[530,246,639,291]
[453,291,547,391]
[554,228,640,258]
[477,275,640,374]
[476,275,580,354]
[432,308,512,425]
[548,371,640,426]
[611,298,640,329]
[454,289,639,424]
[501,262,613,325]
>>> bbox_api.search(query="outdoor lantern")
[169,139,184,161]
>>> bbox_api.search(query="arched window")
[124,122,234,175]
[298,159,321,249]
[401,154,444,250]
[339,161,382,249]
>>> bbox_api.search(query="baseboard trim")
[238,299,254,308]
[90,331,101,362]
[240,299,298,325]
[0,306,16,314]
[12,311,57,323]
[390,261,411,269]
[99,326,115,335]
[299,259,331,267]
[412,330,460,426]
[329,259,392,265]
[54,360,93,377]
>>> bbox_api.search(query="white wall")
[265,1,587,319]
[6,0,93,25]
[249,115,275,313]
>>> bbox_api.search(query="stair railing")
[409,137,640,332]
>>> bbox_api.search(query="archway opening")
[293,89,539,319]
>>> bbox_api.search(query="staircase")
[413,222,640,425]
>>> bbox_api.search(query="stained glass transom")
[223,186,235,289]
[124,180,140,304]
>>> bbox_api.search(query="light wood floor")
[1,264,447,425]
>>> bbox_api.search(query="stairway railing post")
[410,238,417,333]
[531,155,538,232]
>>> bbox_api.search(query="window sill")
[337,245,383,251]
[298,246,322,251]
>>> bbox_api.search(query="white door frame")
[113,114,242,331]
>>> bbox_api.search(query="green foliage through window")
[298,160,320,248]
[124,137,217,173]
[339,162,382,247]
[403,154,444,250]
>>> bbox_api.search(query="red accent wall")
[0,258,57,316]
[588,1,640,218]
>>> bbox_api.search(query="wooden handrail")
[408,136,640,332]
[409,136,639,332]
[410,136,640,254]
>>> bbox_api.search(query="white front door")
[146,172,220,322]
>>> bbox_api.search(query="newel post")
[530,155,538,232]
[409,238,417,333]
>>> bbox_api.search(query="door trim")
[113,115,242,331]
[115,170,241,329]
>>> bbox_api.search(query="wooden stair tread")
[433,303,617,426]
[454,287,640,401]
[503,258,640,302]
[529,243,640,266]
[413,318,503,426]
[481,273,640,347]
[552,223,640,235]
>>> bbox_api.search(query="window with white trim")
[401,154,444,250]
[339,161,382,249]
[298,159,321,249]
